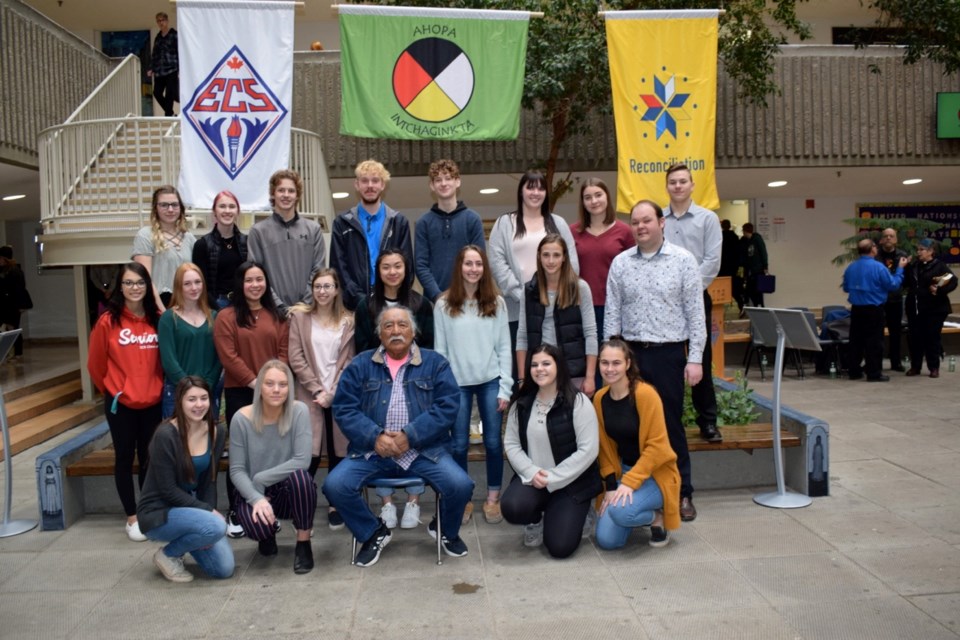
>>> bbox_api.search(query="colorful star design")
[638,74,691,139]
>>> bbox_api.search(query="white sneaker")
[380,502,398,529]
[400,502,421,529]
[153,548,193,583]
[126,520,147,542]
[523,521,543,547]
[226,511,245,539]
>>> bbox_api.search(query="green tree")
[865,0,960,73]
[377,0,812,199]
[831,217,947,266]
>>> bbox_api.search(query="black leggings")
[104,394,161,516]
[308,407,343,479]
[501,475,590,559]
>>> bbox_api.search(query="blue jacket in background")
[843,255,903,306]
[332,343,460,462]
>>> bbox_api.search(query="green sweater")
[158,309,222,389]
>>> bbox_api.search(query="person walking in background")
[739,222,768,308]
[719,220,743,311]
[133,186,196,311]
[904,238,957,378]
[148,12,178,116]
[192,190,248,310]
[876,228,908,371]
[414,159,486,303]
[87,262,163,542]
[0,245,30,360]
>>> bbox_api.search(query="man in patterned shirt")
[323,306,474,567]
[605,199,706,521]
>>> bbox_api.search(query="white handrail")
[65,54,142,124]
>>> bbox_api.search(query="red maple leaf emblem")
[226,56,244,70]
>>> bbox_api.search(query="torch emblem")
[182,45,288,180]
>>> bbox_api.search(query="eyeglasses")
[157,202,181,210]
[122,280,147,288]
[313,283,336,291]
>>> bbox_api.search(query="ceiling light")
[902,178,922,185]
[767,181,787,188]
[2,194,26,201]
[479,188,499,195]
[331,192,349,199]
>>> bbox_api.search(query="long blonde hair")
[150,185,188,252]
[250,360,297,436]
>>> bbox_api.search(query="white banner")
[178,0,294,210]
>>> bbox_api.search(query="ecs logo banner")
[183,46,288,180]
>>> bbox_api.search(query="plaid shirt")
[151,28,178,76]
[364,353,419,470]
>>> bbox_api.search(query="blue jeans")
[162,374,224,420]
[452,378,503,492]
[595,474,664,550]
[322,452,474,543]
[145,507,234,578]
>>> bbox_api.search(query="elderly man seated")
[322,306,474,567]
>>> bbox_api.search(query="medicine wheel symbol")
[393,37,474,123]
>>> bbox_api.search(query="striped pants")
[234,468,317,540]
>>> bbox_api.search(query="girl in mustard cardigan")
[593,337,681,549]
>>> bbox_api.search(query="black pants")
[500,475,589,559]
[690,290,718,429]
[907,310,948,373]
[848,304,885,379]
[745,273,765,307]
[224,386,254,513]
[104,394,161,516]
[627,341,692,498]
[308,407,343,478]
[153,72,179,116]
[883,298,904,368]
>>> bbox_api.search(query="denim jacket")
[332,343,459,462]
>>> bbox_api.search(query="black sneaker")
[354,519,392,567]
[258,536,278,556]
[649,526,670,548]
[428,518,468,557]
[328,510,345,531]
[440,535,468,557]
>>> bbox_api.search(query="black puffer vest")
[200,225,248,306]
[523,280,586,377]
[515,393,602,504]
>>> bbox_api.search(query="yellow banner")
[605,11,719,212]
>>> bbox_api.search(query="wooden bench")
[685,423,799,453]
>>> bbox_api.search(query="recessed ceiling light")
[479,188,499,195]
[902,178,922,185]
[2,194,25,201]
[767,181,787,188]
[331,192,349,199]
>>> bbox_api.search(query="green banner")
[339,6,529,140]
[937,92,960,139]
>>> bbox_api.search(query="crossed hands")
[375,431,410,458]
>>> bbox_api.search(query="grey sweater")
[488,213,580,322]
[248,212,326,315]
[229,401,312,505]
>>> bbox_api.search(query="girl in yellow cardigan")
[593,337,681,549]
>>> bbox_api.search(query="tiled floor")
[1,345,958,639]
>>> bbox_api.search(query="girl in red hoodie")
[88,261,163,541]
